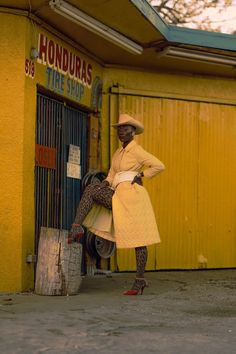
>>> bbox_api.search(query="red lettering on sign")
[62,48,69,73]
[38,33,47,63]
[35,144,56,169]
[81,60,87,84]
[37,33,93,87]
[69,52,75,77]
[48,40,55,66]
[75,56,81,79]
[87,63,92,86]
[55,43,62,71]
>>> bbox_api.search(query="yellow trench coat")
[83,140,165,248]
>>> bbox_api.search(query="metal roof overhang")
[1,0,236,77]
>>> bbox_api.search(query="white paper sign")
[68,144,80,165]
[67,162,81,179]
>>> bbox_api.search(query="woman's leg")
[74,184,113,224]
[135,246,148,278]
[124,246,148,294]
[131,246,148,290]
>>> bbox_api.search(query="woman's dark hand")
[100,180,110,188]
[68,224,84,244]
[131,174,143,186]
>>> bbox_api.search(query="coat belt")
[111,171,138,190]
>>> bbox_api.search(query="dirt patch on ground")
[0,270,235,353]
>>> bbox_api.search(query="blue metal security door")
[35,93,88,253]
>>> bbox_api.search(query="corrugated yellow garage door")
[110,95,236,271]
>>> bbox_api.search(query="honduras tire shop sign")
[37,33,93,102]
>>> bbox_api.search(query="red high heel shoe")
[68,223,84,244]
[123,278,149,295]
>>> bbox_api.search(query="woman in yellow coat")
[71,114,165,295]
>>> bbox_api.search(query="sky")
[150,1,236,34]
[194,5,236,34]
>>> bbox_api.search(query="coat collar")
[118,139,136,153]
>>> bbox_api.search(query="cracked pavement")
[0,270,235,354]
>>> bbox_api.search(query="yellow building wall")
[0,11,103,292]
[198,103,236,268]
[0,13,27,292]
[102,68,236,271]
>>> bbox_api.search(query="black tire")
[85,231,115,259]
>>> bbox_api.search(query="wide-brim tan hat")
[112,114,144,135]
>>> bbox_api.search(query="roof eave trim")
[130,0,236,52]
[129,0,170,38]
[168,26,236,52]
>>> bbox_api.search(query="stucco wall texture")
[0,13,28,292]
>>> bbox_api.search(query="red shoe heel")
[123,278,148,296]
[68,223,84,244]
[123,289,139,296]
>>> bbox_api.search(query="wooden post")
[35,227,82,296]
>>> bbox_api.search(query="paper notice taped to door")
[68,144,80,165]
[67,162,81,179]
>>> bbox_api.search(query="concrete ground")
[0,270,235,354]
